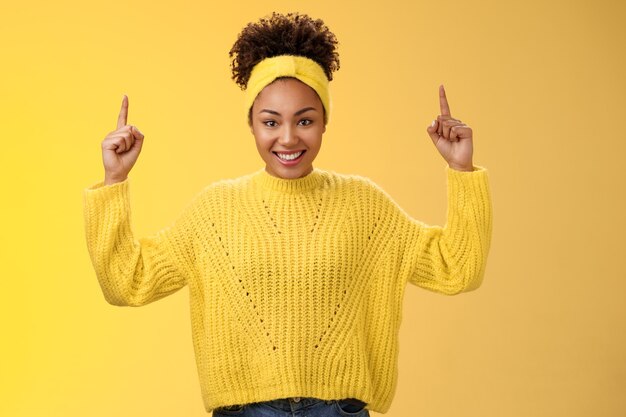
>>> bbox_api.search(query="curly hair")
[229,11,340,91]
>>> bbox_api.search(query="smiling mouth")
[273,150,306,158]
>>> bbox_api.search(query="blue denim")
[212,396,370,417]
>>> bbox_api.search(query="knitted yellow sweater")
[82,164,492,414]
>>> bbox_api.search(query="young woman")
[83,12,492,417]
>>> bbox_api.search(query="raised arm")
[83,95,197,306]
[379,85,493,294]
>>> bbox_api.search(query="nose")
[277,124,298,146]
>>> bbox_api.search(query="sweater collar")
[252,166,324,193]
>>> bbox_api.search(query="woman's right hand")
[101,95,145,185]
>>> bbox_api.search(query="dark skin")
[426,84,474,172]
[101,95,144,185]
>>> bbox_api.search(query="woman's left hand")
[426,85,474,171]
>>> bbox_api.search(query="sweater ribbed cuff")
[445,164,489,198]
[444,163,490,215]
[83,177,131,220]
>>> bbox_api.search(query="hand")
[101,95,145,184]
[425,85,474,171]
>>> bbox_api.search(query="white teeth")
[276,151,303,160]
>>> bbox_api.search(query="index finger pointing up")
[439,84,451,117]
[117,94,128,130]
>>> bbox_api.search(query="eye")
[263,120,277,127]
[299,119,312,126]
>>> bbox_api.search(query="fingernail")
[431,120,436,127]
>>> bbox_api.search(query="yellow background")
[1,0,625,416]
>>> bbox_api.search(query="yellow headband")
[244,54,331,124]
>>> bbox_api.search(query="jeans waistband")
[252,396,328,411]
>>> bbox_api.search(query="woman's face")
[249,77,326,179]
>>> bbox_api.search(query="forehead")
[254,77,321,107]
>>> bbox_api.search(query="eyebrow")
[259,107,317,116]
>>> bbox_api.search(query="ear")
[247,106,254,132]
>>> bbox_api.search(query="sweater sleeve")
[82,178,198,306]
[389,165,493,295]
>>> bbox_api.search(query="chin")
[268,162,312,179]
